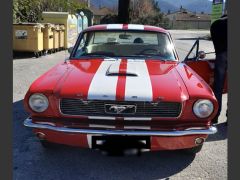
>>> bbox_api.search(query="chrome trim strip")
[88,116,115,120]
[124,117,152,121]
[24,118,217,136]
[89,124,115,129]
[124,126,151,130]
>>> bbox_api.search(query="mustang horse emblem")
[107,105,136,114]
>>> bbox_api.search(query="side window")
[158,34,176,60]
[78,33,86,50]
[184,39,199,61]
[75,33,87,58]
[187,44,198,60]
[184,39,215,62]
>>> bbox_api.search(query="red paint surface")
[33,128,207,150]
[144,25,167,33]
[122,24,128,30]
[116,59,127,101]
[58,59,103,99]
[145,60,188,102]
[151,135,208,151]
[33,129,89,148]
[185,60,228,94]
[115,59,128,129]
[85,25,107,31]
[24,26,220,151]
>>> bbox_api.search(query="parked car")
[23,24,225,154]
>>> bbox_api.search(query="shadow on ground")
[206,122,227,142]
[14,100,197,180]
[13,52,38,60]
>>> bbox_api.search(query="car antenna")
[64,48,69,63]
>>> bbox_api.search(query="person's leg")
[225,108,228,126]
[213,52,227,123]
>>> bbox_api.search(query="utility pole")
[87,0,90,8]
[224,0,228,14]
[118,0,130,24]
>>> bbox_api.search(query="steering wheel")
[138,48,159,55]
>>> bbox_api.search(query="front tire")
[183,144,203,154]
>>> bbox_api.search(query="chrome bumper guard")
[23,118,217,136]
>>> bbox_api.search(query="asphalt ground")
[13,30,227,180]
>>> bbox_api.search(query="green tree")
[129,0,170,28]
[13,0,20,23]
[13,0,87,23]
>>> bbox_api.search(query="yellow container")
[13,23,44,52]
[53,25,60,50]
[41,12,78,48]
[42,23,55,51]
[59,25,65,49]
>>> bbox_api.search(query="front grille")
[60,99,182,118]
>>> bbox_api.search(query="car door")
[184,39,227,94]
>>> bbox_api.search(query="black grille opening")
[60,99,182,118]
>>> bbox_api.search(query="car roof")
[83,24,168,34]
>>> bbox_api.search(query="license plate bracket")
[92,136,150,150]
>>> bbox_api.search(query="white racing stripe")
[128,24,144,30]
[87,134,92,148]
[107,24,123,29]
[88,59,153,126]
[125,60,153,101]
[88,60,120,100]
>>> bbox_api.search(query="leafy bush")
[129,0,170,28]
[100,14,119,24]
[13,0,87,23]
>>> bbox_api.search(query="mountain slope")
[89,0,213,14]
[90,0,118,8]
[156,0,212,13]
[156,0,178,13]
[184,0,212,13]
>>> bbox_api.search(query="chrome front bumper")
[23,118,217,136]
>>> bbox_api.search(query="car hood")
[53,59,189,102]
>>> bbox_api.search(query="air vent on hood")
[106,62,138,76]
[106,72,138,76]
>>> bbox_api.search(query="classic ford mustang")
[23,24,225,154]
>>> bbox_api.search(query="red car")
[23,24,224,154]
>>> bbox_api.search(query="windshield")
[71,30,176,60]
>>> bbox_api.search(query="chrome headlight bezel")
[193,99,214,118]
[29,93,49,113]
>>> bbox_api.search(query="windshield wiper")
[83,52,115,56]
[118,54,151,58]
[120,54,167,61]
[76,53,118,60]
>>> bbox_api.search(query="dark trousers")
[213,51,227,118]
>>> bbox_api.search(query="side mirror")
[68,47,73,54]
[198,51,206,59]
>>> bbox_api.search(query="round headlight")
[193,99,214,118]
[29,93,49,112]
